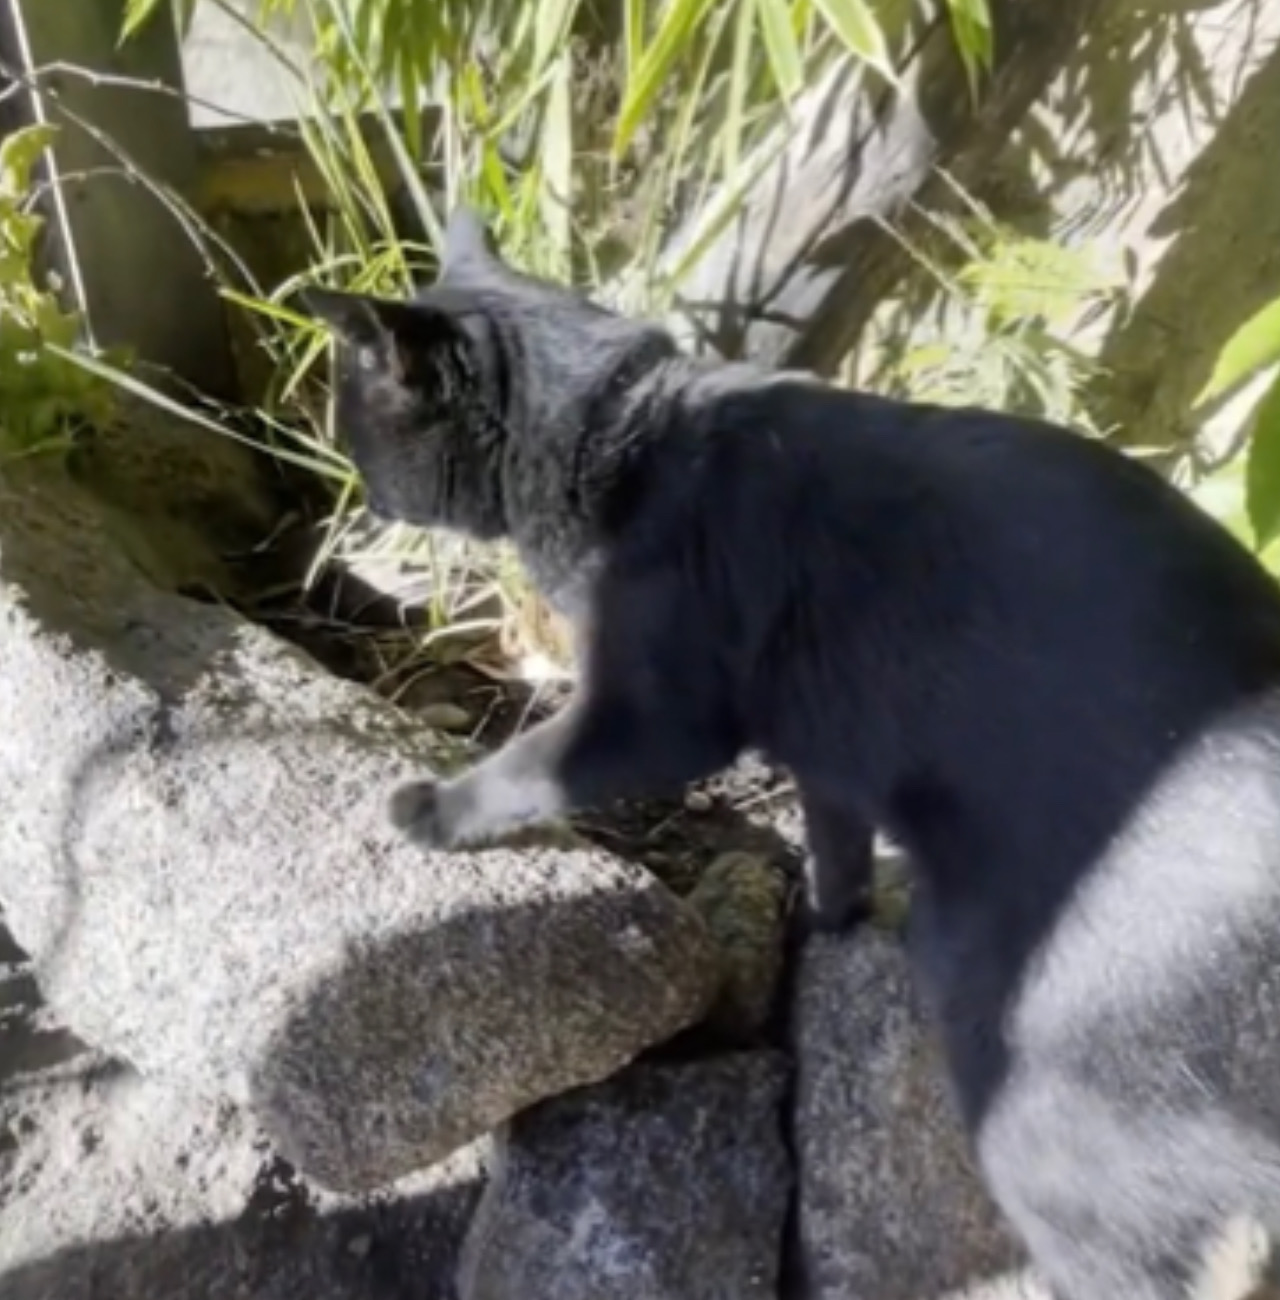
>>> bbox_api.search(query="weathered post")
[1,0,237,399]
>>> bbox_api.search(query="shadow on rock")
[0,1161,482,1300]
[247,871,720,1194]
[0,919,93,1091]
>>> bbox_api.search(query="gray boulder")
[457,1053,791,1300]
[0,1053,488,1300]
[0,449,719,1193]
[791,927,1024,1299]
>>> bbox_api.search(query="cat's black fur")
[302,208,1280,1299]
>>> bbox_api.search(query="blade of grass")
[756,0,805,100]
[539,50,575,275]
[723,0,757,172]
[623,0,647,82]
[49,344,351,481]
[614,0,718,160]
[533,0,582,78]
[315,0,445,254]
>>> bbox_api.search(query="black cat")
[301,208,1280,1299]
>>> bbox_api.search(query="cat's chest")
[504,441,607,624]
[513,523,603,628]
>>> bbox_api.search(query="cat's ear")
[440,205,496,272]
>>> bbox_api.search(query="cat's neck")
[497,345,812,618]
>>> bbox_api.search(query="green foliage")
[945,0,993,98]
[121,0,991,269]
[1196,297,1280,410]
[0,125,119,459]
[865,200,1120,431]
[1245,374,1280,551]
[122,0,200,41]
[1191,295,1280,556]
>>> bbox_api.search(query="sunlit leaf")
[811,0,894,81]
[623,0,646,79]
[945,0,994,97]
[723,0,757,171]
[0,124,58,197]
[615,0,718,159]
[539,51,575,275]
[1197,295,1280,408]
[533,0,582,78]
[756,0,805,100]
[120,0,168,41]
[1244,372,1280,551]
[45,343,348,481]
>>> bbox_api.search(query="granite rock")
[0,453,719,1193]
[457,1053,792,1300]
[791,927,1024,1299]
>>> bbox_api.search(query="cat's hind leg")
[978,1073,1274,1300]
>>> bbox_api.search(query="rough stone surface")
[0,1046,487,1300]
[0,455,719,1193]
[791,927,1024,1300]
[456,1053,791,1300]
[62,394,287,601]
[252,858,717,1192]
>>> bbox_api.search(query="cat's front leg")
[392,557,743,850]
[389,702,579,849]
[390,685,738,850]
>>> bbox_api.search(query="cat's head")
[299,207,676,539]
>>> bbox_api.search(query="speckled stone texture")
[0,456,719,1194]
[457,1053,792,1300]
[791,927,1024,1300]
[0,1061,489,1300]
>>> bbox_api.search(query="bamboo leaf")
[811,0,895,81]
[539,51,575,275]
[1197,295,1280,407]
[533,0,581,78]
[756,0,805,100]
[1244,372,1280,550]
[723,0,757,172]
[945,0,994,97]
[615,0,718,159]
[120,0,169,41]
[46,343,349,481]
[623,0,646,80]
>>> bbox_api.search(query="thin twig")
[18,59,295,135]
[0,55,265,303]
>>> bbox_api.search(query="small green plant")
[0,124,120,458]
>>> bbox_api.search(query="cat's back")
[613,366,1280,737]
[670,372,1280,833]
[685,373,1280,661]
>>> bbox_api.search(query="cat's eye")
[357,347,378,372]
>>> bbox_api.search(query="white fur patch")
[477,768,561,830]
[1011,694,1280,1049]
